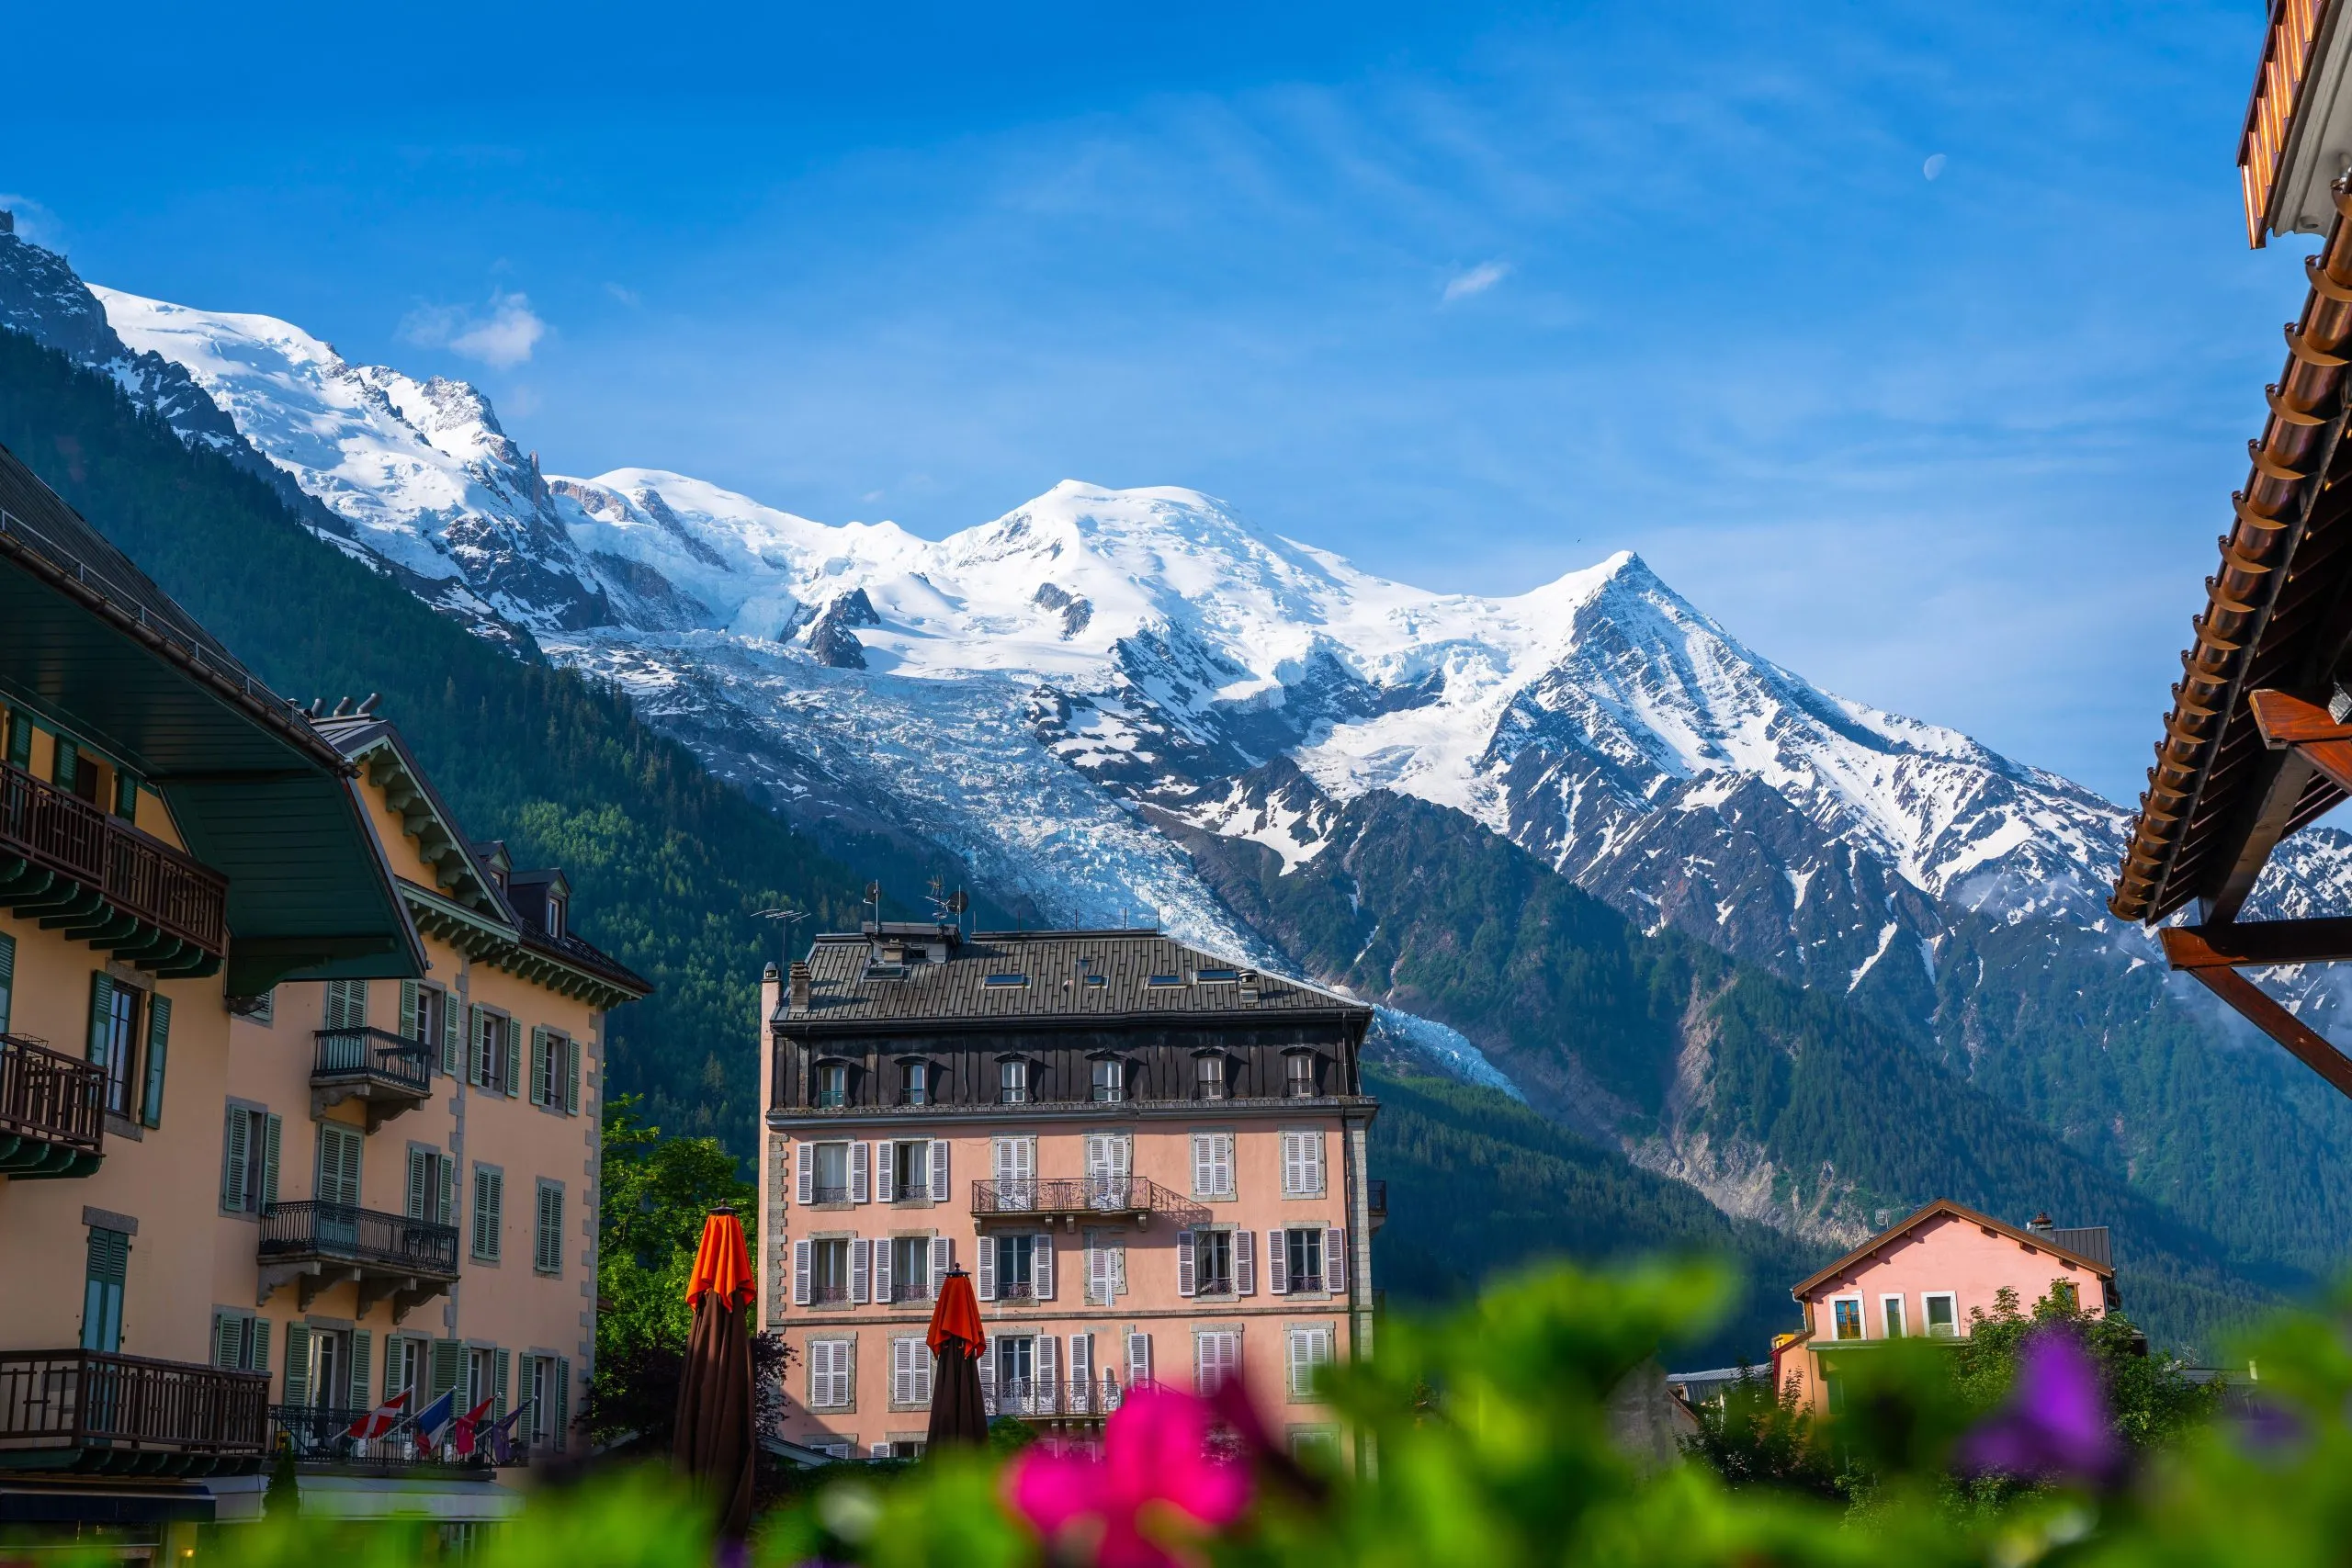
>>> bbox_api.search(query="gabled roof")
[1790,1200,2115,1300]
[778,928,1369,1032]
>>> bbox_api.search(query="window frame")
[1826,1293,1866,1342]
[1283,1049,1319,1100]
[814,1061,850,1109]
[1879,1293,1907,1338]
[1193,1051,1226,1101]
[998,1058,1029,1105]
[1090,1055,1125,1103]
[1921,1291,1960,1338]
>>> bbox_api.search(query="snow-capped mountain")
[20,221,2352,1276]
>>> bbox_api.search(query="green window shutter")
[493,1348,510,1419]
[429,1338,462,1401]
[138,994,171,1128]
[554,1358,569,1450]
[472,1168,501,1261]
[113,769,138,820]
[400,981,420,1041]
[52,739,74,791]
[0,931,15,1035]
[469,1007,487,1086]
[442,993,461,1076]
[5,712,28,771]
[250,1317,270,1377]
[283,1324,312,1407]
[316,1124,362,1207]
[530,1028,549,1106]
[86,973,114,1066]
[407,1148,428,1222]
[564,1036,581,1116]
[212,1311,242,1371]
[220,1108,250,1212]
[260,1114,282,1211]
[348,1330,372,1409]
[503,1021,521,1099]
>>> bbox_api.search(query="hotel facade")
[756,922,1382,1461]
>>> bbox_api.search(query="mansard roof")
[775,926,1370,1034]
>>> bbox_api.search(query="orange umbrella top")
[684,1210,756,1311]
[927,1269,986,1357]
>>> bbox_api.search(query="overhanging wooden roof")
[1790,1200,2114,1302]
[2111,176,2352,927]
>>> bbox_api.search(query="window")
[469,1008,516,1095]
[889,1237,933,1303]
[1285,1227,1326,1292]
[995,1234,1037,1300]
[90,976,141,1120]
[531,1028,557,1106]
[1194,1329,1241,1395]
[211,1311,271,1373]
[1284,1052,1318,1098]
[1881,1295,1906,1338]
[816,1063,848,1108]
[1091,1057,1125,1102]
[983,973,1028,988]
[545,892,566,941]
[0,931,14,1034]
[1280,1131,1326,1197]
[387,1337,423,1408]
[1923,1292,1959,1338]
[1197,968,1239,984]
[1194,1054,1225,1100]
[1194,1229,1235,1295]
[247,988,276,1026]
[315,1122,363,1208]
[999,1059,1028,1104]
[1830,1298,1863,1341]
[891,1337,933,1405]
[808,1339,854,1408]
[991,1135,1036,1209]
[465,1347,496,1413]
[2051,1279,2079,1312]
[220,1107,281,1215]
[1083,973,1107,988]
[323,979,368,1032]
[1147,974,1183,987]
[294,1328,347,1413]
[995,1334,1035,1400]
[811,1238,852,1303]
[811,1142,852,1203]
[1290,1427,1340,1464]
[407,1147,455,1227]
[1084,1230,1128,1305]
[472,1166,504,1261]
[1191,1132,1235,1200]
[1286,1325,1335,1398]
[534,1180,566,1274]
[81,1226,129,1353]
[1083,1133,1132,1206]
[902,1061,931,1106]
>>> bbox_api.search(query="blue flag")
[410,1388,458,1454]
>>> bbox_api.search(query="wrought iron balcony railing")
[0,758,228,972]
[0,1032,105,1176]
[0,1350,268,1473]
[261,1200,461,1276]
[310,1027,435,1131]
[970,1175,1208,1226]
[268,1404,526,1471]
[981,1375,1129,1419]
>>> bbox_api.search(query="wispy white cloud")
[0,195,63,249]
[605,281,641,308]
[399,290,547,368]
[1442,259,1510,302]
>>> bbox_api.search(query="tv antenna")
[754,908,808,971]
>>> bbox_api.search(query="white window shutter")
[793,1239,812,1306]
[852,1141,870,1203]
[1280,1132,1301,1197]
[1287,1329,1308,1397]
[992,1137,1013,1183]
[929,1139,950,1202]
[1069,1333,1092,1413]
[1035,1231,1054,1300]
[1017,1137,1036,1179]
[931,1235,951,1292]
[979,1337,997,1415]
[874,1235,892,1304]
[977,1234,996,1301]
[1214,1134,1234,1197]
[1236,1229,1255,1295]
[1269,1226,1289,1294]
[1193,1134,1213,1196]
[1306,1132,1326,1195]
[876,1142,894,1202]
[1087,1235,1112,1305]
[1193,1334,1211,1394]
[851,1237,871,1303]
[1327,1227,1346,1294]
[1126,1330,1151,1387]
[891,1337,913,1405]
[916,1337,933,1404]
[1037,1335,1058,1415]
[1176,1230,1196,1297]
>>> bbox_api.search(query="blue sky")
[0,0,2303,803]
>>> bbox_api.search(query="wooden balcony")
[0,1033,105,1179]
[257,1200,460,1320]
[970,1176,1208,1229]
[0,1351,268,1476]
[0,759,227,977]
[311,1026,435,1132]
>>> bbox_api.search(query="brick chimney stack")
[789,961,812,1013]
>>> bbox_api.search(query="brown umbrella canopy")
[674,1209,757,1539]
[926,1268,989,1449]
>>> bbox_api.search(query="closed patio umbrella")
[674,1207,757,1540]
[926,1267,989,1449]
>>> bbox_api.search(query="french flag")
[345,1390,409,1440]
[411,1388,458,1456]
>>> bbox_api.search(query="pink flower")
[1008,1387,1252,1567]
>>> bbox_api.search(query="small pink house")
[1776,1200,2118,1413]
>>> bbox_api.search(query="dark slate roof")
[778,928,1368,1030]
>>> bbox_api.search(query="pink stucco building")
[755,923,1380,1461]
[1776,1200,2118,1412]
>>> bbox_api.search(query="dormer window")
[901,1060,933,1107]
[815,1063,849,1109]
[1285,1051,1317,1098]
[1091,1058,1125,1103]
[1195,1054,1227,1101]
[545,891,566,940]
[999,1059,1029,1105]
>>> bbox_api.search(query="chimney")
[789,961,812,1014]
[2028,1213,2054,1235]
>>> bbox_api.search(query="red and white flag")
[345,1390,409,1440]
[450,1395,498,1457]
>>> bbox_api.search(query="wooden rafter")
[2178,963,2352,1098]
